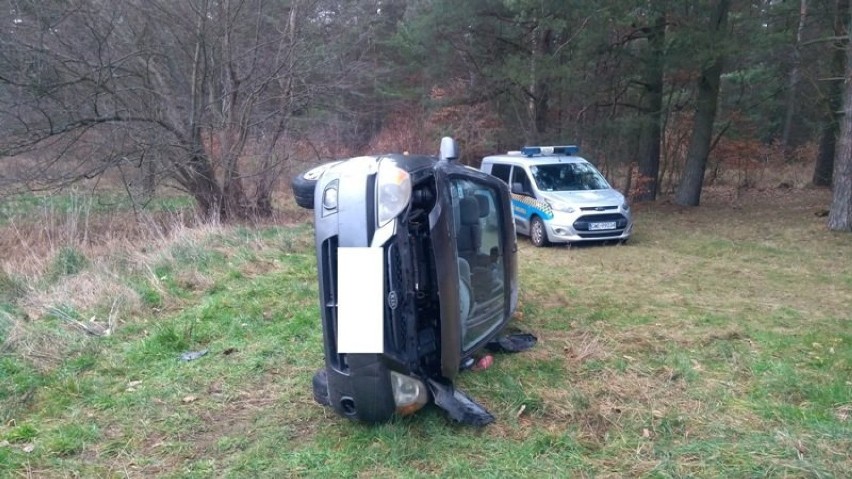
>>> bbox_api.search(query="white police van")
[480,145,632,247]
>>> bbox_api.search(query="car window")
[450,178,506,352]
[529,163,610,191]
[489,163,511,184]
[510,167,534,196]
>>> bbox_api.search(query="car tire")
[530,216,550,247]
[291,161,342,210]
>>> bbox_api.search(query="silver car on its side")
[292,138,520,425]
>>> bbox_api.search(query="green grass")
[0,191,194,224]
[0,189,850,477]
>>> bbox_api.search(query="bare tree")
[0,0,358,219]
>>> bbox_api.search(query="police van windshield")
[529,163,609,192]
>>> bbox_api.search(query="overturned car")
[292,138,533,425]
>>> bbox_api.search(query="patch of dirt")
[701,327,749,345]
[555,330,611,365]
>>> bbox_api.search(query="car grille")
[320,235,346,371]
[580,205,618,211]
[385,242,406,354]
[321,234,408,371]
[572,213,629,238]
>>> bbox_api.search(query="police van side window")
[490,163,511,185]
[511,167,534,196]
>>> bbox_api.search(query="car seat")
[457,196,482,263]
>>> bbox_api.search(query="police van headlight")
[376,160,412,227]
[546,200,575,213]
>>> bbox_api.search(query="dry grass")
[2,211,222,320]
[499,182,850,475]
[0,187,317,379]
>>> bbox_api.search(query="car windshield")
[450,178,506,352]
[529,163,610,191]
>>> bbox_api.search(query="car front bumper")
[544,210,633,243]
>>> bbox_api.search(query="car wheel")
[530,216,550,247]
[291,161,342,209]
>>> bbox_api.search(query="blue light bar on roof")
[520,145,579,157]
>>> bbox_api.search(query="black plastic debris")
[427,378,495,427]
[486,332,538,354]
[179,349,208,361]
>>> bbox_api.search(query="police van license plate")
[589,221,617,231]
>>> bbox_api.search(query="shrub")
[50,247,88,279]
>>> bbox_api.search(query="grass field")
[0,186,850,478]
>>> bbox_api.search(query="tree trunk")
[182,124,225,219]
[813,0,850,186]
[781,0,808,151]
[142,155,156,200]
[185,158,225,219]
[828,3,852,231]
[528,26,552,143]
[635,9,666,202]
[674,0,730,207]
[815,119,839,186]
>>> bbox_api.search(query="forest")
[0,0,850,229]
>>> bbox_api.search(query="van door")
[509,166,537,234]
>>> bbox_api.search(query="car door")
[510,166,536,235]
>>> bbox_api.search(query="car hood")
[541,189,624,207]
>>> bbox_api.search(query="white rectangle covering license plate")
[589,221,617,231]
[337,247,384,353]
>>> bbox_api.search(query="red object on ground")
[473,354,494,371]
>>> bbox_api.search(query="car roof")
[482,152,590,166]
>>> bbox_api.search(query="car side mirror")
[439,137,459,162]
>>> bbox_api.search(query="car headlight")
[621,202,630,212]
[546,200,575,213]
[390,371,429,416]
[322,180,339,212]
[376,160,412,226]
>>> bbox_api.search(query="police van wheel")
[530,216,550,247]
